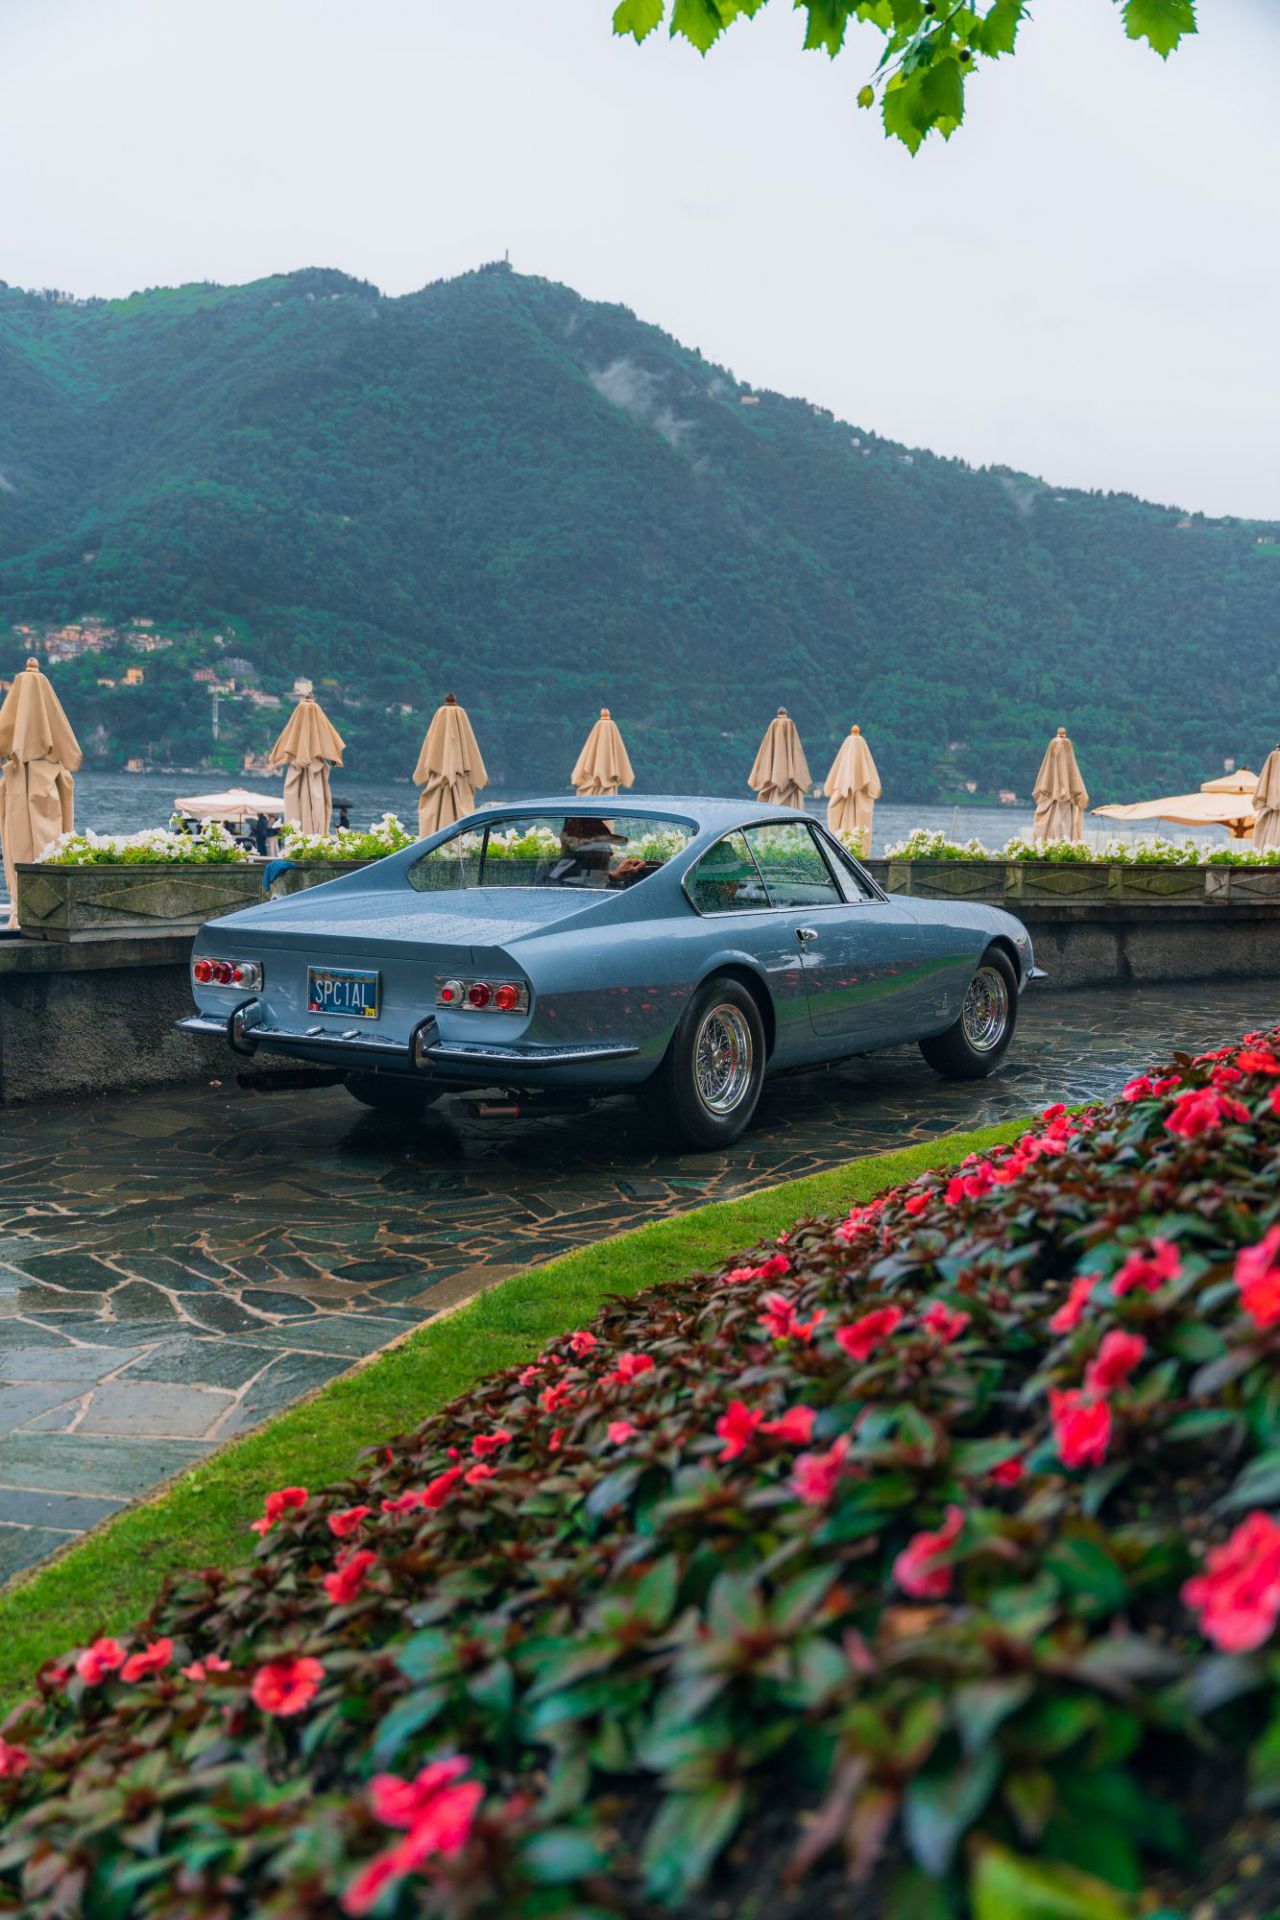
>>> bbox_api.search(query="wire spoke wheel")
[693,1003,754,1115]
[960,965,1011,1054]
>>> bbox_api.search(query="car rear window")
[407,814,693,892]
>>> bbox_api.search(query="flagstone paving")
[0,980,1275,1583]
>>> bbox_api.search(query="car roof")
[463,795,811,832]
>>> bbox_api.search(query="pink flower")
[716,1400,764,1461]
[1183,1511,1280,1653]
[568,1330,597,1357]
[903,1193,930,1217]
[1112,1239,1180,1297]
[464,1462,496,1487]
[323,1549,378,1606]
[1212,1064,1244,1088]
[539,1380,576,1415]
[760,1405,817,1445]
[1152,1074,1182,1095]
[1049,1273,1097,1333]
[250,1485,308,1536]
[893,1505,964,1599]
[369,1757,470,1827]
[791,1434,851,1506]
[251,1654,325,1717]
[471,1428,511,1459]
[757,1292,824,1342]
[548,1428,564,1451]
[75,1637,126,1685]
[0,1737,30,1779]
[1049,1389,1112,1469]
[722,1265,763,1285]
[834,1306,903,1364]
[1085,1329,1147,1396]
[181,1655,231,1682]
[343,1761,484,1917]
[1236,1226,1280,1330]
[607,1419,637,1445]
[1165,1086,1250,1139]
[603,1352,654,1388]
[328,1505,371,1540]
[1237,1049,1280,1076]
[756,1253,791,1280]
[120,1637,173,1683]
[921,1300,970,1344]
[1121,1076,1153,1102]
[990,1455,1024,1487]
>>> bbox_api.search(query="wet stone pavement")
[0,981,1275,1584]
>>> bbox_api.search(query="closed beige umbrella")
[749,708,810,811]
[414,693,488,835]
[571,708,634,798]
[1254,752,1280,850]
[268,693,345,837]
[1032,728,1089,843]
[824,724,881,853]
[0,659,82,926]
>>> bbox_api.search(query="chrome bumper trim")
[421,1039,641,1068]
[176,1013,639,1070]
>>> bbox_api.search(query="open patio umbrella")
[1254,751,1280,851]
[571,708,634,798]
[1093,768,1259,841]
[0,659,82,925]
[268,692,345,837]
[1032,728,1089,843]
[174,786,285,823]
[414,693,489,835]
[749,708,810,811]
[824,724,881,853]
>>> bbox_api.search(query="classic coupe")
[179,798,1042,1149]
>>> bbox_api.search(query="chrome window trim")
[682,821,874,919]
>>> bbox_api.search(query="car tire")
[642,975,766,1150]
[343,1073,441,1117]
[919,947,1018,1080]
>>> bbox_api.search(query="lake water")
[66,771,1236,858]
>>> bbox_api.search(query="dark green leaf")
[1120,0,1196,59]
[903,1746,1001,1876]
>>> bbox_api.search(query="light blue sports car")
[179,797,1042,1149]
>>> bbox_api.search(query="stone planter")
[1105,865,1207,904]
[885,860,1004,902]
[862,859,891,892]
[1204,867,1280,905]
[16,859,376,943]
[1004,862,1112,905]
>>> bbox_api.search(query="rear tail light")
[193,956,262,991]
[436,976,528,1014]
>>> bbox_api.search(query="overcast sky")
[4,0,1278,518]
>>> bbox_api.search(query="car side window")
[685,831,769,914]
[815,829,878,901]
[744,823,843,910]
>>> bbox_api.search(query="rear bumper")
[175,1009,641,1076]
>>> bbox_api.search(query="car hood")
[213,884,605,951]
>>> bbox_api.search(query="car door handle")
[795,927,818,946]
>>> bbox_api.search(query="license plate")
[307,966,380,1019]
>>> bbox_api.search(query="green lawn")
[0,1116,1029,1709]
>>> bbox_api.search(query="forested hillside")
[1,262,1276,799]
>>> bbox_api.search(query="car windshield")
[406,813,694,892]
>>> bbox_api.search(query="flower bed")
[7,1045,1280,1915]
[887,827,1280,867]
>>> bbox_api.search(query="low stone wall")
[15,859,371,942]
[873,857,1280,907]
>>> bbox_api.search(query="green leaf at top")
[973,0,1025,56]
[669,0,727,50]
[1119,0,1197,59]
[970,1838,1134,1920]
[800,0,855,55]
[613,0,666,38]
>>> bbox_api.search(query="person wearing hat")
[547,816,627,887]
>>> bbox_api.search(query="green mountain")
[1,261,1277,800]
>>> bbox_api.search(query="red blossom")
[181,1656,231,1682]
[791,1434,851,1506]
[1049,1273,1097,1333]
[517,1364,542,1386]
[760,1405,817,1445]
[567,1330,597,1357]
[1183,1511,1280,1654]
[834,1305,903,1364]
[1235,1226,1280,1330]
[1113,1239,1181,1297]
[893,1505,964,1599]
[250,1485,308,1536]
[603,1352,654,1388]
[921,1300,971,1344]
[1151,1074,1182,1095]
[120,1638,173,1683]
[716,1400,764,1461]
[903,1193,930,1216]
[251,1654,325,1717]
[1211,1063,1245,1087]
[539,1380,576,1415]
[756,1253,791,1279]
[1165,1086,1250,1139]
[757,1292,824,1342]
[471,1428,512,1459]
[75,1637,125,1686]
[324,1549,378,1606]
[990,1456,1024,1487]
[1049,1389,1112,1469]
[1237,1049,1280,1076]
[1121,1075,1154,1102]
[328,1505,372,1540]
[548,1428,564,1451]
[1085,1329,1147,1396]
[343,1761,484,1917]
[464,1462,497,1487]
[0,1738,30,1779]
[606,1419,637,1445]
